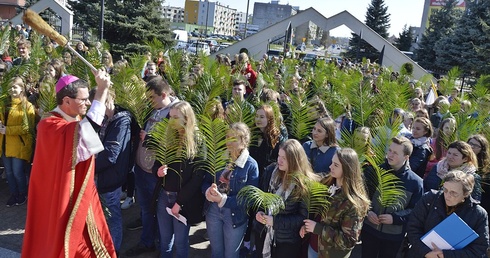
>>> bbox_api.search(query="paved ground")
[0,176,211,258]
[0,175,367,258]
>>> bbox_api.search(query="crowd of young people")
[2,32,490,258]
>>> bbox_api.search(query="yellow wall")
[184,0,199,24]
[425,0,466,29]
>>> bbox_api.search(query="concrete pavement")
[0,176,367,258]
[0,177,211,258]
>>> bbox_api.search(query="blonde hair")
[170,101,198,159]
[228,122,251,148]
[10,77,27,100]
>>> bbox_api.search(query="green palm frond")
[375,79,412,113]
[225,98,255,129]
[197,115,229,178]
[184,73,223,116]
[302,179,330,219]
[286,93,317,141]
[349,80,378,127]
[0,26,10,55]
[111,58,152,128]
[165,50,190,93]
[147,119,185,176]
[453,112,480,142]
[66,49,99,86]
[470,76,490,100]
[37,78,57,115]
[338,129,368,165]
[237,185,285,216]
[368,111,402,166]
[144,38,166,57]
[365,155,406,210]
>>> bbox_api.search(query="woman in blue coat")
[303,117,339,174]
[203,122,259,258]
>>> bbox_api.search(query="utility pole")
[243,0,250,39]
[99,0,105,41]
[205,0,210,37]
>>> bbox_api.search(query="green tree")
[414,0,462,72]
[434,0,490,76]
[394,24,413,51]
[345,0,391,62]
[320,30,329,47]
[68,0,172,57]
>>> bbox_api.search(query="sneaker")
[120,191,127,200]
[15,194,27,206]
[126,218,142,231]
[125,243,155,257]
[121,197,134,210]
[6,195,16,207]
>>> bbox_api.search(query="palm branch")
[184,73,222,116]
[370,119,400,166]
[111,56,152,128]
[0,25,10,53]
[469,76,490,100]
[453,111,480,141]
[66,47,100,87]
[237,185,285,216]
[349,79,378,127]
[165,50,190,93]
[147,119,185,177]
[225,97,255,129]
[302,178,330,219]
[286,92,317,141]
[37,78,57,115]
[365,155,406,211]
[197,115,229,179]
[338,129,368,165]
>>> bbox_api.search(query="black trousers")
[361,228,403,258]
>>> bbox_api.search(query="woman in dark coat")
[153,101,205,258]
[254,139,318,258]
[407,170,489,258]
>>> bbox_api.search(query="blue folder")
[421,213,479,250]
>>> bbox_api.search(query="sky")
[164,0,426,37]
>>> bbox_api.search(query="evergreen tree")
[394,24,413,51]
[345,0,391,63]
[414,0,462,72]
[67,0,100,32]
[68,0,172,57]
[434,0,490,76]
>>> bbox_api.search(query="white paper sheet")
[166,207,188,226]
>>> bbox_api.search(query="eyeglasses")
[442,186,462,198]
[70,97,90,104]
[468,141,482,149]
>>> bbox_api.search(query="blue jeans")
[308,244,318,258]
[134,165,158,247]
[157,189,190,258]
[205,203,247,258]
[2,155,27,196]
[99,187,123,252]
